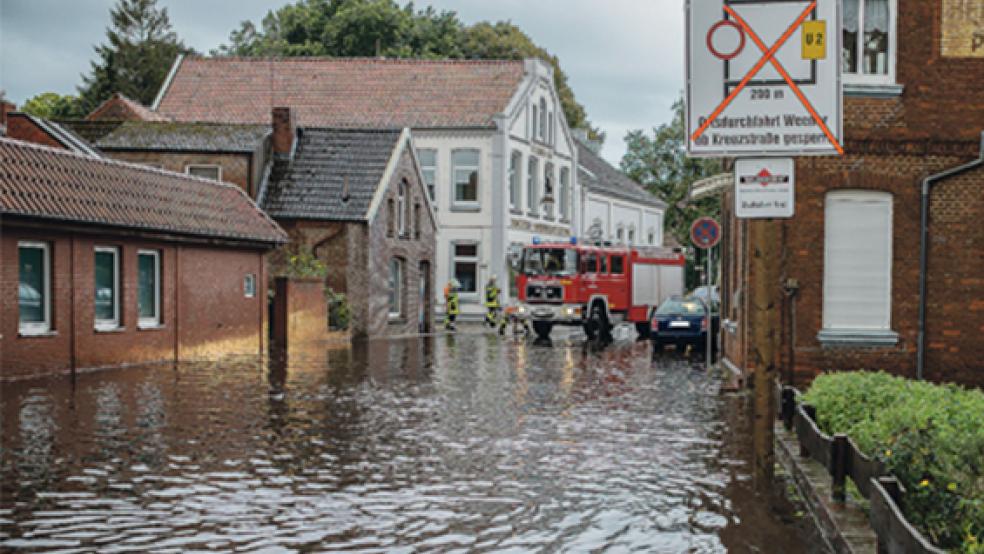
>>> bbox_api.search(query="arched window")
[616,224,625,243]
[414,203,421,239]
[527,156,539,215]
[388,257,405,319]
[628,225,636,245]
[543,162,554,219]
[539,98,547,141]
[397,180,407,237]
[509,151,522,212]
[531,103,538,139]
[387,198,395,237]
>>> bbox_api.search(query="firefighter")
[484,275,503,329]
[444,279,460,331]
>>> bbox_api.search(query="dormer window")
[843,0,896,85]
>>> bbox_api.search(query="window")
[548,112,554,145]
[843,0,895,84]
[94,246,120,329]
[648,229,656,245]
[559,168,571,220]
[414,203,422,239]
[527,156,539,215]
[389,258,404,318]
[18,241,50,335]
[137,250,160,327]
[599,255,608,274]
[823,190,893,332]
[628,226,636,244]
[417,148,437,201]
[244,274,256,298]
[185,164,221,181]
[616,225,625,243]
[531,104,539,139]
[509,151,522,212]
[453,243,479,294]
[452,149,479,206]
[539,98,547,141]
[543,163,555,219]
[387,199,395,237]
[397,181,407,237]
[581,252,598,273]
[611,256,625,275]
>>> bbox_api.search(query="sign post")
[685,0,843,487]
[690,217,721,371]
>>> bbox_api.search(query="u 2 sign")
[735,158,795,218]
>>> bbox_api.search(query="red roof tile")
[88,93,171,122]
[0,137,286,245]
[156,56,526,128]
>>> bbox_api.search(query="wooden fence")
[776,382,945,554]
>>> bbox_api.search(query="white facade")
[413,59,578,317]
[582,193,664,247]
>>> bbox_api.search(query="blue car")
[650,296,719,352]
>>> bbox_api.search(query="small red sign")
[690,217,721,249]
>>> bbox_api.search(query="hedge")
[802,371,983,553]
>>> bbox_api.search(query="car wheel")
[635,321,651,340]
[532,321,553,340]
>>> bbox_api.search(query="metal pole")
[706,246,712,371]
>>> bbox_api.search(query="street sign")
[691,217,721,250]
[685,0,843,157]
[735,158,796,218]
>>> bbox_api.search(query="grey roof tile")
[96,121,270,152]
[577,142,665,208]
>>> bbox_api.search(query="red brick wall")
[5,114,65,149]
[102,151,255,196]
[0,224,268,380]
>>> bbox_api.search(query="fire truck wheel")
[532,321,553,340]
[635,322,651,339]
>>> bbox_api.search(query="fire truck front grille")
[527,285,563,303]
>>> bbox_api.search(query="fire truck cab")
[516,240,685,340]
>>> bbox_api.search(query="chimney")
[272,107,295,158]
[0,101,15,136]
[572,128,603,155]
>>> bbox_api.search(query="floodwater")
[0,329,822,553]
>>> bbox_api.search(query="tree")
[78,0,193,112]
[621,97,723,286]
[20,92,88,119]
[217,0,594,132]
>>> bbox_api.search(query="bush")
[326,287,350,330]
[802,372,984,553]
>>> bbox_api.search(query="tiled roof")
[0,137,287,245]
[56,120,124,144]
[156,56,526,128]
[262,128,403,221]
[87,93,171,122]
[97,121,270,153]
[577,142,666,208]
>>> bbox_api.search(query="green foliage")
[78,0,193,112]
[284,248,329,279]
[20,92,87,119]
[803,372,984,552]
[216,0,593,132]
[621,96,723,248]
[325,287,350,330]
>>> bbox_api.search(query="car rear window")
[656,299,705,315]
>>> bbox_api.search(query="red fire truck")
[516,240,686,340]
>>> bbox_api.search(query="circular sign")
[706,20,745,61]
[690,217,721,249]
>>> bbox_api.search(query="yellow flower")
[884,449,892,457]
[947,482,957,492]
[919,479,930,488]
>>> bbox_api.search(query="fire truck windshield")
[522,248,578,277]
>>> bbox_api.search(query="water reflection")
[0,333,820,552]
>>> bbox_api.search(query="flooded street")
[1,330,819,552]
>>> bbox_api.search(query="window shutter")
[823,191,893,330]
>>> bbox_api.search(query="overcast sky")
[0,0,685,164]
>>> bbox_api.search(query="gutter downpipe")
[917,131,984,380]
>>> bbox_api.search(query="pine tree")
[78,0,192,112]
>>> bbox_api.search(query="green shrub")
[325,287,350,330]
[802,372,984,553]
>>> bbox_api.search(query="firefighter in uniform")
[484,276,502,330]
[444,279,460,331]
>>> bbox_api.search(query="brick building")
[0,137,287,380]
[705,0,984,388]
[262,110,437,338]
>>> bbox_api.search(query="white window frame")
[18,241,51,335]
[388,257,404,319]
[538,98,547,142]
[451,241,480,297]
[244,274,256,298]
[543,162,555,219]
[185,164,222,181]
[527,156,539,216]
[137,249,161,328]
[548,112,554,145]
[559,167,570,220]
[531,104,539,140]
[842,0,897,86]
[822,190,894,335]
[417,148,437,202]
[509,151,522,212]
[94,246,121,330]
[450,149,480,210]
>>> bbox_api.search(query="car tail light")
[701,317,708,331]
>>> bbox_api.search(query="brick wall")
[1,224,268,380]
[101,151,255,196]
[719,0,984,388]
[5,114,65,149]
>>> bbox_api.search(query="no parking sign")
[690,217,721,250]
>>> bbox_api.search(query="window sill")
[843,83,904,98]
[817,329,899,348]
[510,208,523,216]
[388,316,406,325]
[450,204,481,213]
[19,329,58,338]
[138,323,165,331]
[95,326,126,334]
[525,211,540,219]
